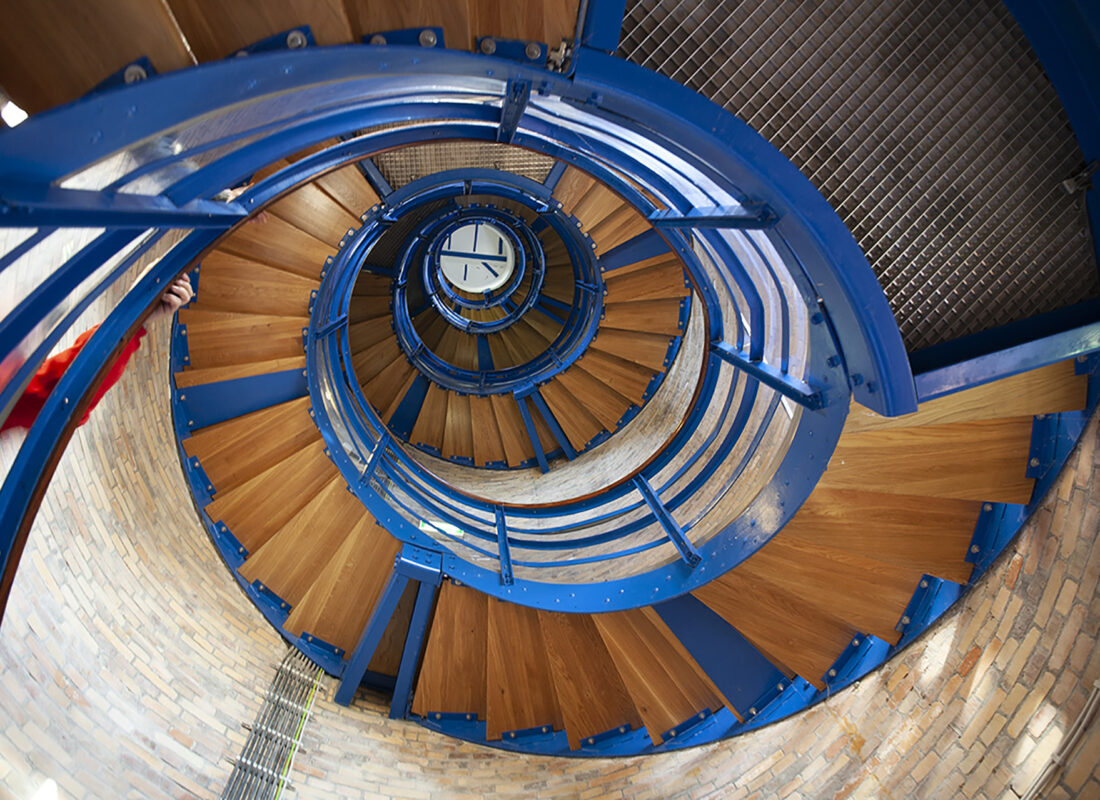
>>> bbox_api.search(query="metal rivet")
[698,712,705,719]
[668,730,676,737]
[587,738,594,745]
[971,544,980,553]
[777,682,784,691]
[852,639,860,646]
[749,707,757,716]
[901,616,911,625]
[828,669,837,677]
[179,394,186,401]
[619,726,626,734]
[419,29,437,47]
[180,329,187,336]
[370,34,387,45]
[286,30,307,49]
[123,64,148,83]
[188,420,194,426]
[334,647,339,653]
[307,635,313,642]
[542,726,549,733]
[480,37,497,55]
[920,580,929,588]
[525,42,541,60]
[1029,457,1040,467]
[1077,355,1087,363]
[509,732,516,739]
[983,503,992,512]
[62,397,69,405]
[207,485,213,491]
[237,547,244,554]
[435,713,442,720]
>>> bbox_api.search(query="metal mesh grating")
[373,141,555,190]
[619,0,1098,350]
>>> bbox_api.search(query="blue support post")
[497,79,531,144]
[388,375,430,440]
[388,579,439,719]
[633,475,700,568]
[710,341,824,409]
[529,391,578,460]
[334,568,410,706]
[357,158,393,199]
[494,506,514,586]
[515,394,550,473]
[0,184,247,228]
[476,335,494,372]
[579,0,628,54]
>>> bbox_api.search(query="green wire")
[274,664,322,800]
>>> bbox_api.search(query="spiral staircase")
[1,0,1099,763]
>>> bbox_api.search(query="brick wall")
[0,321,1096,799]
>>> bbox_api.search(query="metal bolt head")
[828,668,837,677]
[970,544,980,554]
[480,37,497,55]
[852,639,860,647]
[123,64,148,84]
[901,615,911,625]
[920,580,929,588]
[525,42,542,60]
[286,30,307,49]
[1029,457,1040,467]
[419,29,438,47]
[983,503,992,512]
[1077,355,1087,363]
[369,34,387,45]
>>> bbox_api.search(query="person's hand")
[145,275,193,324]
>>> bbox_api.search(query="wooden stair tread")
[349,316,396,353]
[167,0,353,61]
[284,515,400,654]
[591,328,673,372]
[490,394,533,467]
[179,311,307,368]
[410,384,448,450]
[238,477,368,607]
[470,395,507,467]
[602,299,686,336]
[820,417,1037,504]
[350,337,402,385]
[783,487,979,584]
[0,0,195,114]
[183,396,317,492]
[411,581,488,718]
[538,381,605,451]
[193,252,317,317]
[593,608,727,744]
[173,355,306,388]
[586,204,651,254]
[269,182,359,248]
[604,262,690,302]
[364,358,415,419]
[845,360,1088,432]
[314,164,380,218]
[220,215,334,280]
[695,569,859,690]
[205,439,336,553]
[538,610,642,749]
[554,366,632,431]
[736,534,919,644]
[486,600,562,740]
[551,166,597,215]
[442,392,474,460]
[576,349,654,405]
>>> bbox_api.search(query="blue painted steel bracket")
[365,27,445,49]
[599,229,671,272]
[895,578,964,651]
[498,79,532,144]
[175,368,308,431]
[249,579,292,621]
[394,543,444,586]
[477,37,547,65]
[292,632,346,676]
[710,341,823,409]
[822,635,891,692]
[231,26,315,58]
[86,57,157,96]
[184,456,215,506]
[494,508,514,586]
[210,519,248,569]
[633,476,700,568]
[578,0,628,54]
[649,204,779,229]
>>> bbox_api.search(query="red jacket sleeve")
[1,325,147,432]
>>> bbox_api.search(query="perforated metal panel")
[620,0,1098,350]
[373,141,554,190]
